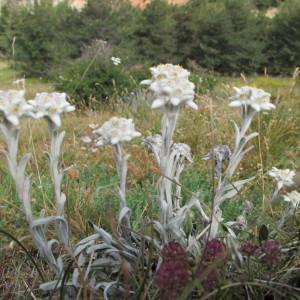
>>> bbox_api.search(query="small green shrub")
[190,71,221,95]
[54,59,138,107]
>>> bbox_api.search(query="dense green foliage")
[54,59,138,107]
[0,0,299,100]
[266,0,300,74]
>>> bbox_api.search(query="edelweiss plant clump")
[1,64,299,299]
[0,90,75,277]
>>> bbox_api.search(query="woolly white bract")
[283,190,300,209]
[141,64,197,110]
[29,92,75,127]
[93,116,141,146]
[0,90,33,126]
[229,86,275,112]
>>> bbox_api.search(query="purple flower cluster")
[203,238,227,264]
[261,239,282,267]
[240,241,259,256]
[240,239,282,268]
[198,239,228,292]
[154,241,191,299]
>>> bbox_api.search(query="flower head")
[240,240,259,256]
[261,239,282,267]
[0,90,33,126]
[283,190,300,208]
[229,86,275,112]
[154,241,190,299]
[268,167,295,188]
[28,92,75,127]
[203,239,227,263]
[93,117,141,146]
[141,64,197,110]
[162,241,187,260]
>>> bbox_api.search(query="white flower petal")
[151,99,165,109]
[50,114,62,127]
[6,114,19,126]
[186,100,198,110]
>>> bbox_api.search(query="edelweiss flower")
[0,90,33,126]
[141,64,197,110]
[29,92,75,127]
[283,190,300,208]
[268,167,295,188]
[229,86,275,112]
[93,117,141,146]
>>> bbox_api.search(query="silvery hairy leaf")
[226,235,243,267]
[118,206,131,224]
[40,280,63,291]
[93,225,113,245]
[153,221,168,244]
[16,154,31,187]
[144,134,162,165]
[74,240,97,257]
[226,146,254,178]
[72,253,86,286]
[95,281,123,300]
[220,177,255,202]
[2,152,17,179]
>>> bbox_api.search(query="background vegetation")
[0,0,300,104]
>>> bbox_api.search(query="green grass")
[0,60,53,98]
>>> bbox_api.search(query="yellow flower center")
[12,105,19,113]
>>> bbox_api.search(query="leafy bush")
[54,59,138,106]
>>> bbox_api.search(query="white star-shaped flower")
[229,86,275,112]
[0,90,33,126]
[141,64,197,111]
[29,92,75,127]
[268,167,295,189]
[93,117,141,146]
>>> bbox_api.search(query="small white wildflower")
[93,117,141,146]
[0,90,33,126]
[141,64,197,110]
[229,86,275,112]
[268,167,295,188]
[12,78,25,89]
[81,136,92,144]
[28,92,75,127]
[111,57,121,66]
[283,190,300,209]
